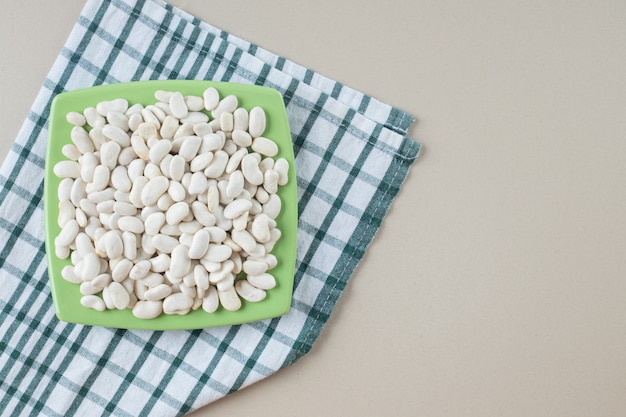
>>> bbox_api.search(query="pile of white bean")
[53,87,289,319]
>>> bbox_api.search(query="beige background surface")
[2,1,626,416]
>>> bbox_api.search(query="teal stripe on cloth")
[0,0,421,415]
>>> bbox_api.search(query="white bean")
[86,165,110,193]
[92,273,112,289]
[100,141,121,170]
[142,272,164,288]
[206,183,220,214]
[143,212,165,236]
[179,220,203,235]
[255,187,270,204]
[178,136,202,162]
[144,162,163,180]
[222,139,237,155]
[193,122,213,137]
[102,124,131,147]
[156,115,175,140]
[150,253,171,273]
[235,279,267,302]
[185,95,204,111]
[162,292,194,315]
[146,105,167,123]
[81,295,106,311]
[75,208,88,228]
[231,229,257,254]
[152,234,179,253]
[118,216,144,233]
[56,219,79,247]
[170,244,191,278]
[144,283,172,301]
[66,111,86,126]
[263,194,282,219]
[54,161,80,179]
[223,199,252,220]
[113,201,136,216]
[118,147,137,166]
[190,152,213,172]
[79,280,102,295]
[127,104,145,115]
[243,259,268,276]
[106,111,129,131]
[173,122,194,140]
[251,213,272,243]
[110,166,131,193]
[80,199,98,217]
[251,253,278,270]
[193,264,209,289]
[247,273,277,290]
[201,132,225,152]
[81,252,101,281]
[71,126,95,154]
[61,265,82,284]
[248,106,266,138]
[88,187,115,204]
[97,98,128,116]
[141,108,161,128]
[141,176,169,207]
[233,107,248,131]
[217,286,241,311]
[131,135,150,160]
[165,201,189,225]
[211,95,238,119]
[148,140,172,164]
[225,170,243,199]
[61,144,82,161]
[219,112,234,132]
[58,178,73,201]
[132,300,163,319]
[58,200,75,227]
[209,261,234,285]
[70,178,86,207]
[203,87,219,111]
[160,223,182,236]
[169,92,188,119]
[167,180,186,202]
[83,107,104,128]
[196,286,218,313]
[241,154,264,185]
[263,169,279,195]
[251,137,278,157]
[231,129,252,148]
[104,231,124,259]
[190,201,215,227]
[274,157,289,185]
[79,153,98,183]
[213,205,232,231]
[188,229,210,259]
[159,154,173,178]
[225,148,247,174]
[204,244,232,263]
[128,112,143,132]
[216,272,235,291]
[108,282,131,309]
[112,258,133,282]
[155,90,173,102]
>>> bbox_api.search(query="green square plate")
[44,80,297,330]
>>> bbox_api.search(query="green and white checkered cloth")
[0,0,420,415]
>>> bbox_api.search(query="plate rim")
[44,80,297,330]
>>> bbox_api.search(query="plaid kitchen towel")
[0,0,421,415]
